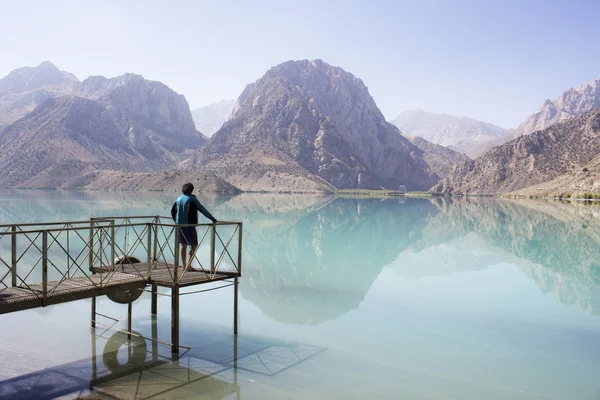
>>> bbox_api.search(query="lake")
[0,190,600,399]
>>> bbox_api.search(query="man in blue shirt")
[171,182,217,271]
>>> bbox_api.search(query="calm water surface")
[1,191,600,399]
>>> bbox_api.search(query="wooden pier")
[0,216,243,353]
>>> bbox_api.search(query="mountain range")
[432,78,600,196]
[1,60,600,195]
[433,109,600,194]
[0,62,208,188]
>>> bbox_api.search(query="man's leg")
[187,245,198,270]
[180,244,188,269]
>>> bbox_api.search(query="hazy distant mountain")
[512,79,600,138]
[432,108,600,194]
[0,69,207,188]
[408,136,470,179]
[191,99,235,137]
[390,109,507,157]
[187,59,438,192]
[0,61,79,130]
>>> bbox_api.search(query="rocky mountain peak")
[514,78,600,137]
[0,61,78,95]
[76,73,204,150]
[192,59,437,192]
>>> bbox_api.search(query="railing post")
[66,228,71,278]
[42,230,48,306]
[237,223,243,277]
[210,223,216,273]
[11,225,16,287]
[153,216,159,262]
[89,219,95,271]
[146,223,152,278]
[110,221,116,273]
[174,227,180,285]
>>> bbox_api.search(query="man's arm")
[192,198,217,222]
[171,202,178,222]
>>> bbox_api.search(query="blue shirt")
[171,194,216,224]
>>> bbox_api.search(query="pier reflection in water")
[0,315,324,399]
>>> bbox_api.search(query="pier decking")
[0,216,243,353]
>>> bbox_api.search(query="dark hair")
[182,182,194,195]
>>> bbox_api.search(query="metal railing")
[94,216,243,285]
[0,216,242,306]
[0,220,119,304]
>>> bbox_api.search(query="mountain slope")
[510,153,600,196]
[0,61,79,130]
[390,109,507,157]
[79,169,240,192]
[408,136,470,179]
[191,99,235,137]
[189,59,437,192]
[76,73,205,156]
[432,108,600,194]
[0,96,146,187]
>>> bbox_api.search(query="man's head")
[182,182,194,195]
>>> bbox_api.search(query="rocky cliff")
[76,73,205,156]
[391,109,507,157]
[432,109,600,194]
[188,59,437,192]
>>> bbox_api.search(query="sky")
[1,0,600,128]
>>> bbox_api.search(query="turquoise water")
[1,191,600,399]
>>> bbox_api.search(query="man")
[171,182,217,271]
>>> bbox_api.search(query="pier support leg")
[234,334,239,399]
[151,283,158,315]
[152,314,158,361]
[91,296,96,328]
[233,277,239,335]
[171,286,179,353]
[91,326,97,381]
[127,301,133,340]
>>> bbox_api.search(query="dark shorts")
[178,227,198,246]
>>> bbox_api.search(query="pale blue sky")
[1,0,599,128]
